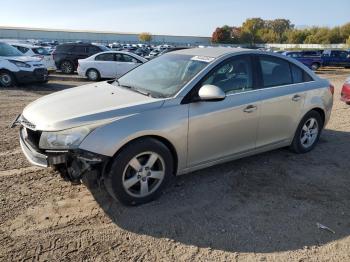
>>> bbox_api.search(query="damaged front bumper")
[19,126,110,181]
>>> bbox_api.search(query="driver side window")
[202,55,253,95]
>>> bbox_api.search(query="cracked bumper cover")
[19,127,109,172]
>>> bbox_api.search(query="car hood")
[22,81,165,131]
[2,56,41,62]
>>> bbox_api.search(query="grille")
[23,127,42,151]
[34,68,48,76]
[20,116,36,129]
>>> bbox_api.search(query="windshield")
[0,43,23,57]
[117,54,209,97]
[32,47,50,55]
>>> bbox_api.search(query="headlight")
[9,60,31,68]
[39,126,92,150]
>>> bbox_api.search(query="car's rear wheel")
[311,63,320,71]
[105,138,174,205]
[291,110,323,153]
[60,60,74,74]
[86,69,100,81]
[0,71,15,87]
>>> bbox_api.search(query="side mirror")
[198,84,225,101]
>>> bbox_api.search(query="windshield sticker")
[191,56,215,63]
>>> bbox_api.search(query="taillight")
[329,84,334,95]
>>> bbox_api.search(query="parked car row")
[282,49,350,71]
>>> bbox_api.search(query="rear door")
[71,45,89,67]
[255,55,309,148]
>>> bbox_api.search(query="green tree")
[267,19,293,43]
[139,32,152,43]
[241,18,265,45]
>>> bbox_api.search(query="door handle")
[292,94,302,102]
[243,105,257,113]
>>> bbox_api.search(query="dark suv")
[53,43,109,74]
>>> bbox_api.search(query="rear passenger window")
[88,46,101,54]
[291,64,303,83]
[259,56,292,87]
[95,53,114,61]
[72,46,87,53]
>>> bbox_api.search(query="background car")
[77,51,147,81]
[283,50,323,70]
[341,76,350,105]
[322,50,350,68]
[53,42,110,74]
[0,42,48,87]
[10,43,56,72]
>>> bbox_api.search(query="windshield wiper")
[120,84,151,97]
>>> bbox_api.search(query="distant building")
[0,26,211,46]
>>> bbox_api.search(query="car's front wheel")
[0,71,15,87]
[311,63,320,71]
[291,110,323,153]
[105,138,174,205]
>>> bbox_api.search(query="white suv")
[10,43,56,72]
[0,42,48,87]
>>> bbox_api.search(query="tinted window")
[259,56,292,87]
[290,64,303,83]
[88,46,101,54]
[339,51,349,58]
[0,43,23,56]
[202,55,253,94]
[32,47,49,55]
[122,54,139,63]
[56,44,73,52]
[290,63,314,83]
[14,46,29,53]
[95,53,114,61]
[72,46,87,53]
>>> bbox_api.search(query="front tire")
[0,71,15,87]
[291,110,323,153]
[105,138,174,205]
[311,63,320,71]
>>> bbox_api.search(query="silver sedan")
[15,47,333,205]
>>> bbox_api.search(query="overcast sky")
[0,0,349,36]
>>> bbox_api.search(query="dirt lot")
[0,71,349,261]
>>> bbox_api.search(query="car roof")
[171,47,251,58]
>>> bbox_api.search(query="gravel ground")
[0,72,349,261]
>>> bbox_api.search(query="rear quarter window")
[290,63,314,83]
[259,55,292,87]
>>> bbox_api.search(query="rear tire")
[311,63,320,71]
[60,60,74,74]
[86,69,100,81]
[104,138,174,206]
[291,110,323,154]
[0,71,15,87]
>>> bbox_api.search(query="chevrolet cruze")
[13,48,333,205]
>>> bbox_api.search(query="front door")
[187,55,260,167]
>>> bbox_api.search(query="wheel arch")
[103,135,179,178]
[86,68,101,77]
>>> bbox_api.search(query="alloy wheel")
[122,152,165,198]
[300,117,319,148]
